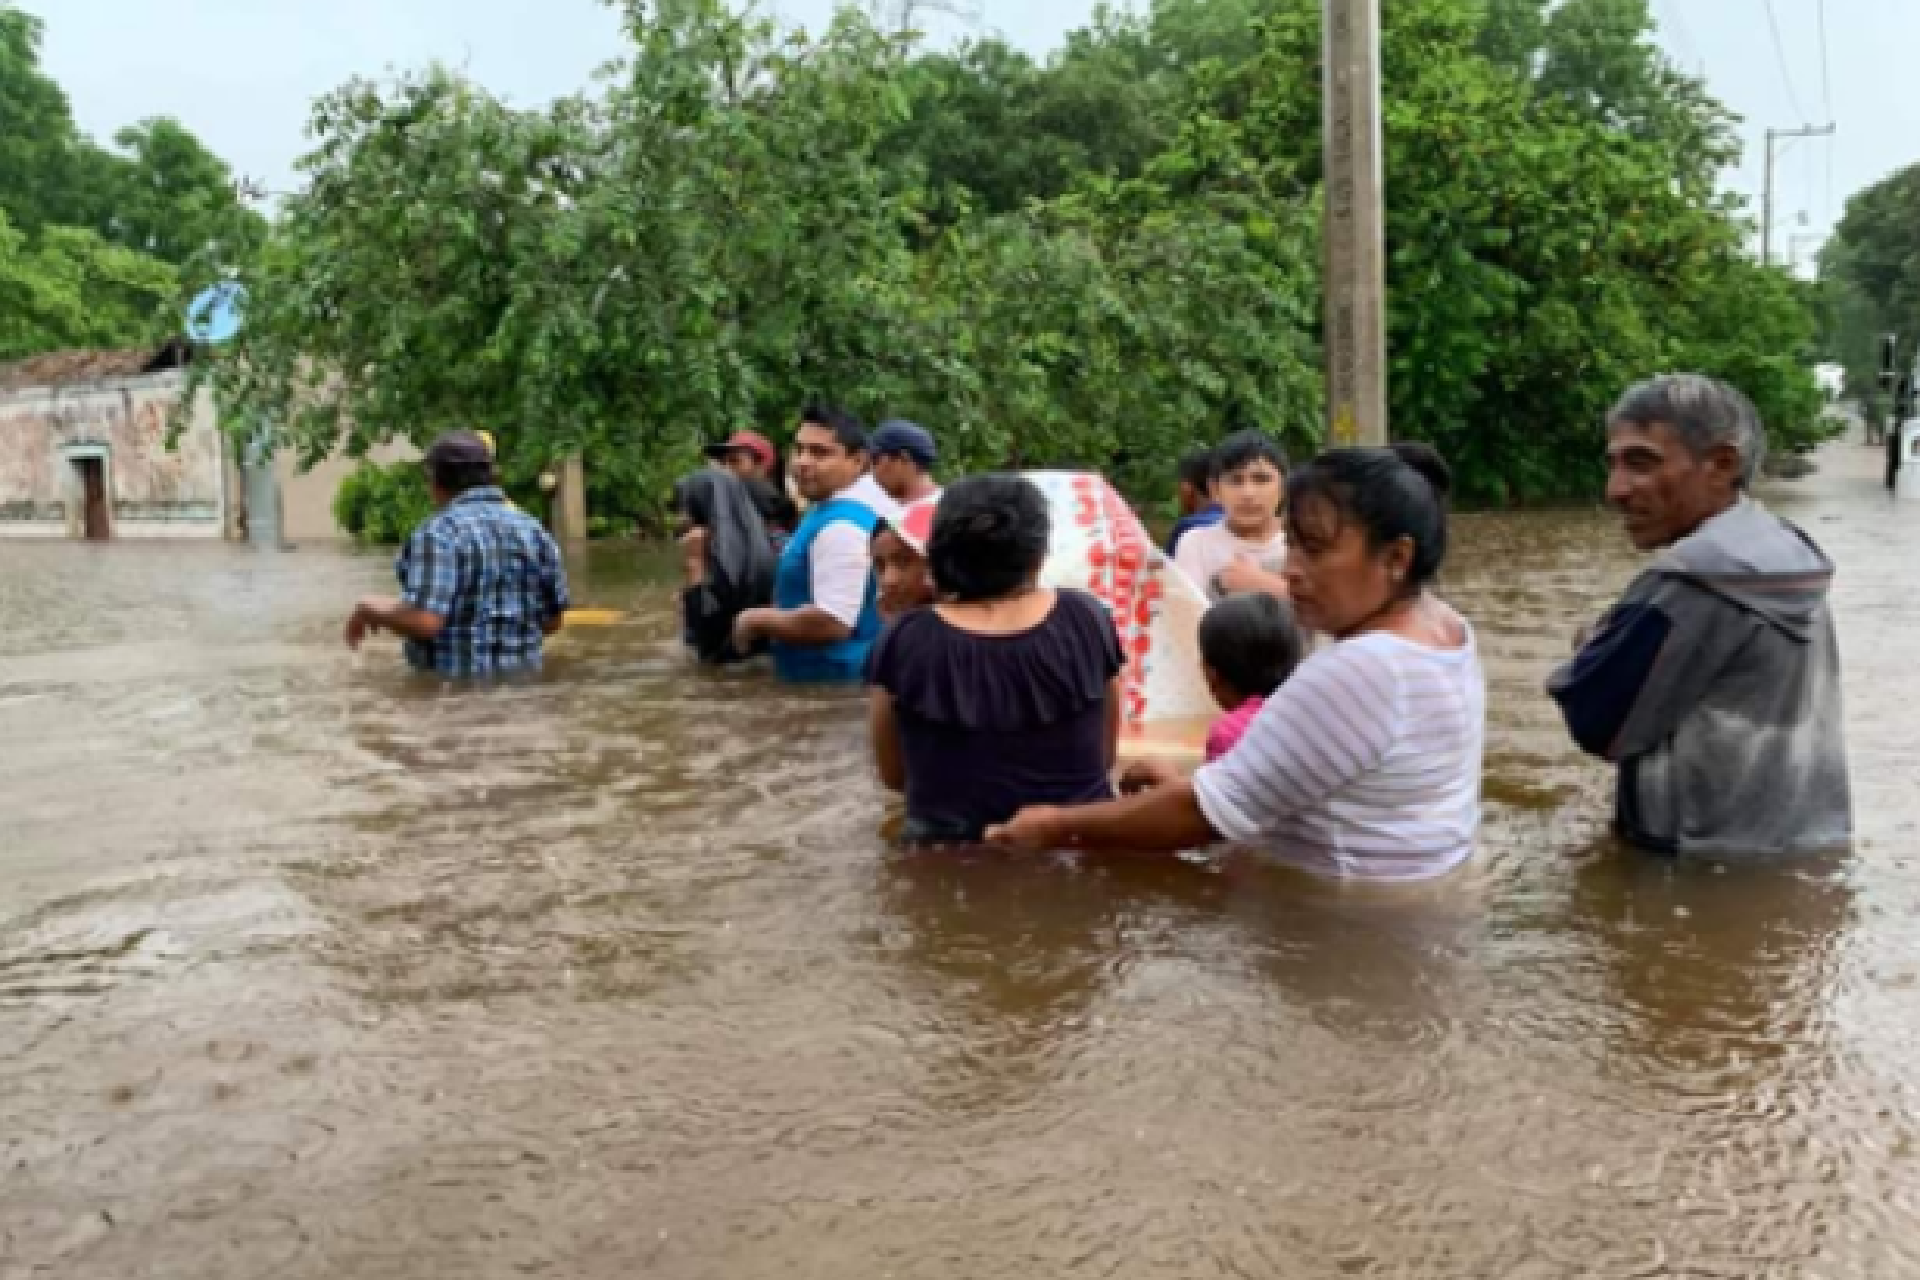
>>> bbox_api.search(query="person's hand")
[1217,556,1284,597]
[1119,759,1181,796]
[985,806,1070,851]
[679,526,709,584]
[732,608,766,655]
[344,598,390,651]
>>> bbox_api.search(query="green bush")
[333,458,434,544]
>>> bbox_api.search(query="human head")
[704,430,778,483]
[422,432,496,505]
[792,405,868,503]
[870,420,938,504]
[1176,447,1219,516]
[1213,430,1289,536]
[1605,374,1762,552]
[873,497,938,619]
[1200,592,1304,711]
[1284,443,1452,638]
[928,475,1051,604]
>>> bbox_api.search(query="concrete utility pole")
[1761,124,1836,268]
[1322,0,1388,447]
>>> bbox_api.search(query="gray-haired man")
[1547,374,1852,856]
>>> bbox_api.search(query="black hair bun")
[1390,442,1453,501]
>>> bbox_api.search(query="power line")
[1760,0,1808,121]
[1815,0,1834,120]
[1655,0,1705,73]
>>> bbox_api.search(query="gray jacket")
[1547,497,1853,856]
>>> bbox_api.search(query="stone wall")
[0,373,227,539]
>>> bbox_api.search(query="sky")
[28,0,1920,273]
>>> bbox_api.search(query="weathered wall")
[275,439,419,543]
[0,373,226,539]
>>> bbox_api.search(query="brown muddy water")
[3,443,1918,1279]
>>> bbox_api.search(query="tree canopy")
[1821,163,1920,421]
[205,0,1826,515]
[0,4,262,361]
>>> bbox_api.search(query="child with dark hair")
[1199,593,1304,761]
[1166,446,1223,555]
[1173,430,1290,601]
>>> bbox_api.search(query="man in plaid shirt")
[344,432,570,677]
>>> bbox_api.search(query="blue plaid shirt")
[396,487,570,677]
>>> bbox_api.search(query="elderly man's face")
[1604,419,1743,551]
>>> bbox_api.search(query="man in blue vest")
[731,405,884,682]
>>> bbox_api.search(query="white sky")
[29,0,1919,271]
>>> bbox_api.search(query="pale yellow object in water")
[1116,716,1209,771]
[562,608,626,627]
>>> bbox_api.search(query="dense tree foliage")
[1821,164,1920,427]
[0,5,262,360]
[209,0,1826,516]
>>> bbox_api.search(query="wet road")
[4,443,1918,1279]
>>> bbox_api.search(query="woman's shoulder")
[1052,587,1113,623]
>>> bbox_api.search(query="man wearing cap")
[704,430,779,484]
[869,420,941,510]
[733,405,886,682]
[344,431,570,678]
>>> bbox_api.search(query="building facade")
[0,348,232,541]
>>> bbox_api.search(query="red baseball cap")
[890,496,939,556]
[704,430,777,470]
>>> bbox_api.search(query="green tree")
[0,208,179,360]
[0,5,88,234]
[2,3,262,361]
[102,118,267,270]
[1822,163,1920,426]
[210,0,1822,517]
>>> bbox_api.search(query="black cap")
[871,420,937,469]
[423,432,497,488]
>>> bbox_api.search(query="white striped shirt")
[1192,625,1485,881]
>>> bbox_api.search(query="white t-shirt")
[845,474,902,523]
[1191,624,1486,882]
[808,499,875,629]
[1173,521,1288,600]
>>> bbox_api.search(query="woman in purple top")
[866,475,1125,846]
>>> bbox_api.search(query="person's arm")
[869,688,906,792]
[988,779,1217,853]
[1102,676,1122,770]
[993,642,1400,854]
[736,605,853,648]
[346,597,446,647]
[347,524,452,649]
[537,530,571,635]
[1546,575,1751,762]
[735,520,866,650]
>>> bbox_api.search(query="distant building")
[0,342,233,541]
[0,343,410,543]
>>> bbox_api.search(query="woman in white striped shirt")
[989,443,1485,882]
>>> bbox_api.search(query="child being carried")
[1199,592,1305,762]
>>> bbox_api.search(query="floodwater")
[3,443,1918,1280]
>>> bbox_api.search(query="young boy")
[872,496,939,622]
[1173,430,1290,601]
[1199,592,1304,761]
[1165,446,1223,555]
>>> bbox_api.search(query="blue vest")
[771,497,883,683]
